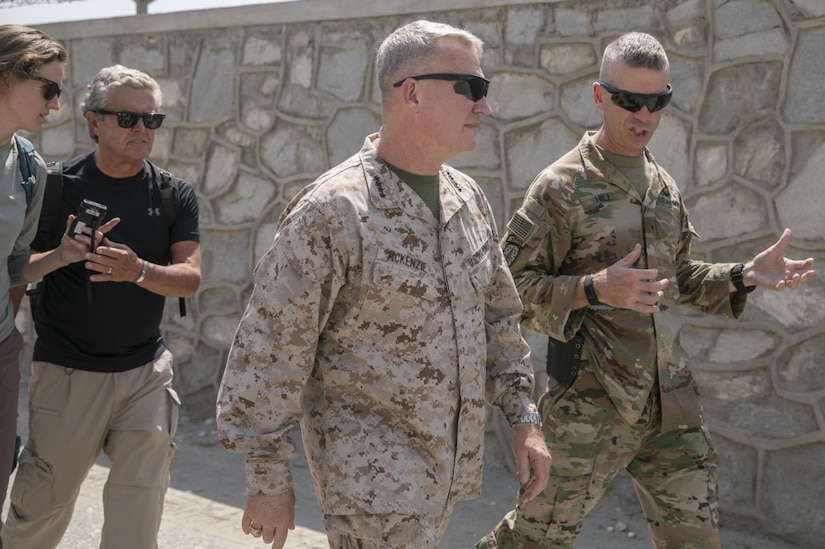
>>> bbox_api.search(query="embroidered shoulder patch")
[502,240,521,266]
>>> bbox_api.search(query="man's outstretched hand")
[744,229,815,291]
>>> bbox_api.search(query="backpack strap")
[15,135,37,208]
[26,161,64,312]
[155,166,180,227]
[147,160,187,317]
[32,161,65,252]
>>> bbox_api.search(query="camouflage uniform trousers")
[477,365,720,549]
[324,496,457,548]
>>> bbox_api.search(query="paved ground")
[3,385,806,548]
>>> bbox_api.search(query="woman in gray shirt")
[0,24,66,521]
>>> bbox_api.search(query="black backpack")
[31,159,187,316]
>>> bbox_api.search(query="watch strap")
[584,274,601,306]
[731,263,754,293]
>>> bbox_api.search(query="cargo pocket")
[9,449,54,519]
[535,368,606,542]
[527,435,596,543]
[540,461,594,543]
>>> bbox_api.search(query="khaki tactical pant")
[478,367,720,549]
[1,351,179,549]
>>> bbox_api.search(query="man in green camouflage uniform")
[216,20,550,549]
[477,32,814,549]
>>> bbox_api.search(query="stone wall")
[18,0,825,545]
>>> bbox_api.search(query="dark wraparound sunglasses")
[393,73,490,102]
[598,81,673,113]
[93,109,166,130]
[30,75,62,101]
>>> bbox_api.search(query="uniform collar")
[360,133,473,223]
[579,131,670,201]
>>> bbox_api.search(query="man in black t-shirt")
[2,65,201,549]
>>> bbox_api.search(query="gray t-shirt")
[0,136,46,341]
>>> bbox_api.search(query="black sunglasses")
[392,72,491,102]
[598,81,673,113]
[30,75,62,101]
[93,109,166,130]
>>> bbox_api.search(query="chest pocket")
[578,190,623,216]
[371,259,441,301]
[354,258,443,329]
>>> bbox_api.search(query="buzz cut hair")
[599,32,669,83]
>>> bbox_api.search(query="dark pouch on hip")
[546,333,584,389]
[11,434,20,472]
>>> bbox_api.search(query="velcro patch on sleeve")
[507,211,535,242]
[502,211,536,266]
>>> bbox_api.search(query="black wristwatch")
[584,274,601,306]
[731,263,755,293]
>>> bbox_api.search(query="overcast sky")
[0,0,296,25]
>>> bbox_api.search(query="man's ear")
[85,110,101,138]
[593,81,606,111]
[396,79,421,110]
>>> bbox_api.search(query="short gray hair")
[600,32,669,83]
[375,20,484,95]
[81,64,163,142]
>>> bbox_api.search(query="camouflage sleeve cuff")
[245,456,293,496]
[500,396,539,426]
[729,289,748,318]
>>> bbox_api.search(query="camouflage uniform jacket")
[217,134,536,516]
[501,132,747,429]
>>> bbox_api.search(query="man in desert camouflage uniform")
[477,32,814,549]
[216,20,550,549]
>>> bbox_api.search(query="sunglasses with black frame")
[392,73,491,103]
[92,109,166,130]
[30,75,62,101]
[598,81,673,113]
